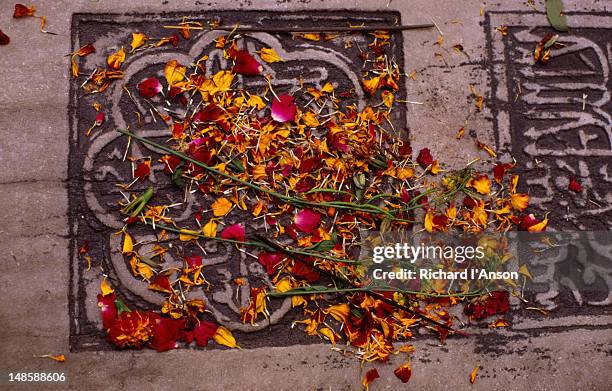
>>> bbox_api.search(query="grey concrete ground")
[1,0,611,390]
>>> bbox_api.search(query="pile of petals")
[76,20,549,383]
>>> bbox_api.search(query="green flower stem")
[145,222,362,264]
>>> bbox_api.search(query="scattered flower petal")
[271,94,297,122]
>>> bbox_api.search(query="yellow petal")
[381,91,394,108]
[424,209,435,232]
[212,70,234,92]
[518,264,533,280]
[324,303,350,323]
[300,33,320,41]
[107,47,126,70]
[319,327,339,345]
[470,364,479,384]
[100,276,114,296]
[257,47,283,63]
[122,232,134,254]
[247,95,266,110]
[211,197,233,217]
[213,326,240,349]
[202,219,218,237]
[179,229,199,241]
[302,111,320,127]
[164,60,186,86]
[275,278,292,293]
[470,175,491,195]
[528,216,548,232]
[130,32,148,53]
[362,77,381,95]
[40,354,66,362]
[510,193,529,211]
[321,82,334,93]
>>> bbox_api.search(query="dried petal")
[510,193,529,211]
[130,32,148,52]
[362,368,380,390]
[213,326,240,348]
[232,50,263,75]
[324,303,350,323]
[257,252,285,275]
[0,29,9,45]
[394,360,412,383]
[13,4,36,18]
[164,59,186,86]
[100,276,114,296]
[211,197,232,217]
[193,321,218,347]
[470,174,491,195]
[470,364,479,384]
[416,148,433,169]
[271,94,297,122]
[202,219,218,237]
[137,77,162,99]
[75,43,95,57]
[107,47,126,70]
[134,161,151,180]
[95,112,105,126]
[38,354,66,362]
[257,47,283,63]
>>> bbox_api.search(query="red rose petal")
[416,148,433,168]
[0,29,10,45]
[150,317,186,352]
[271,94,297,122]
[134,161,151,180]
[137,77,162,99]
[95,112,105,126]
[257,252,285,275]
[294,209,321,234]
[232,50,263,75]
[97,293,118,329]
[184,255,202,268]
[221,223,245,242]
[193,321,218,347]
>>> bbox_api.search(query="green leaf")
[308,239,336,252]
[114,299,131,315]
[546,0,569,32]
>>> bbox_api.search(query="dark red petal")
[416,148,433,168]
[95,112,105,126]
[193,321,218,347]
[184,255,202,268]
[97,293,118,329]
[232,50,263,75]
[0,29,10,45]
[13,4,35,18]
[137,77,162,99]
[568,177,583,193]
[134,161,151,180]
[257,252,285,275]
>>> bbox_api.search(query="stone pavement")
[0,0,611,390]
